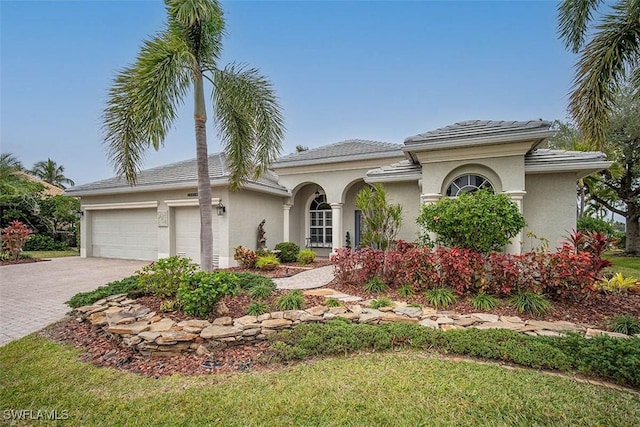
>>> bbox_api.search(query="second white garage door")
[91,209,158,261]
[174,207,219,266]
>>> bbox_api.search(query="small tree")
[355,183,402,250]
[1,220,32,261]
[417,190,525,254]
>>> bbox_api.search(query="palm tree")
[557,0,640,148]
[0,153,42,198]
[31,158,75,189]
[103,0,284,271]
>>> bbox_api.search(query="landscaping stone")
[305,305,328,316]
[500,316,524,323]
[337,312,360,321]
[436,317,454,325]
[283,310,306,321]
[474,321,522,331]
[393,306,423,318]
[453,317,478,327]
[138,331,161,342]
[261,318,292,329]
[440,324,463,331]
[212,317,233,326]
[148,318,175,332]
[419,319,439,329]
[471,313,499,323]
[380,313,419,323]
[200,325,242,339]
[359,312,381,324]
[585,328,630,339]
[107,322,150,335]
[526,320,583,332]
[299,313,324,322]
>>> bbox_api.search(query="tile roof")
[272,139,403,167]
[405,120,553,145]
[525,148,611,170]
[365,159,422,183]
[67,153,285,195]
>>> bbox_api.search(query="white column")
[283,204,292,242]
[504,190,526,254]
[80,210,88,258]
[330,202,343,255]
[420,193,442,245]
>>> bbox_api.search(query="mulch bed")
[0,258,47,266]
[41,261,640,378]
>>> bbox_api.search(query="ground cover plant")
[2,335,639,426]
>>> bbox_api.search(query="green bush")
[137,256,196,298]
[246,301,270,316]
[66,276,141,308]
[364,277,387,294]
[417,190,525,254]
[276,290,305,311]
[177,271,239,318]
[234,272,276,290]
[426,288,457,309]
[274,242,300,263]
[510,292,551,315]
[370,297,393,309]
[398,284,414,298]
[577,216,617,238]
[268,321,640,387]
[248,282,276,300]
[471,293,498,311]
[297,249,316,265]
[609,314,640,335]
[23,234,67,251]
[256,254,280,270]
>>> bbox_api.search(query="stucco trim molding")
[83,201,159,211]
[165,198,221,207]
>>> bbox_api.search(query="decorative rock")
[284,310,306,321]
[419,319,439,329]
[328,307,347,315]
[234,315,258,326]
[242,328,261,337]
[500,316,524,323]
[261,318,292,329]
[200,325,242,339]
[474,321,522,331]
[323,312,336,320]
[156,337,178,345]
[305,306,328,316]
[421,308,438,317]
[161,331,198,342]
[257,313,271,322]
[348,305,363,314]
[120,299,137,306]
[270,311,284,319]
[393,306,423,319]
[123,336,142,346]
[359,312,381,324]
[299,313,324,322]
[378,306,395,312]
[471,313,499,323]
[536,330,563,337]
[138,331,161,342]
[177,319,211,329]
[106,294,127,302]
[441,324,463,331]
[148,318,175,332]
[115,316,137,325]
[212,316,233,326]
[196,345,210,356]
[87,312,107,326]
[453,317,477,327]
[76,304,104,314]
[526,320,582,332]
[340,296,363,302]
[337,312,360,321]
[585,328,630,339]
[380,313,419,323]
[436,317,454,325]
[107,322,150,335]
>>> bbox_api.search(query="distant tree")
[295,145,309,152]
[31,158,75,189]
[558,0,640,148]
[0,153,42,199]
[103,0,284,271]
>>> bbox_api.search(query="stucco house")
[67,120,611,267]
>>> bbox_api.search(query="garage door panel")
[174,207,219,266]
[91,209,157,261]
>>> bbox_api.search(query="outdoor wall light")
[75,210,84,219]
[216,201,226,216]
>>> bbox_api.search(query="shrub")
[256,254,280,270]
[137,256,196,298]
[1,220,33,261]
[234,272,275,290]
[609,314,640,335]
[437,247,486,295]
[471,293,498,311]
[364,277,387,294]
[160,299,182,312]
[66,276,141,308]
[23,234,67,251]
[246,301,270,316]
[393,247,440,291]
[234,246,257,268]
[370,297,393,309]
[331,248,360,282]
[417,190,525,254]
[325,298,342,308]
[274,242,300,263]
[595,273,638,294]
[577,216,617,237]
[397,284,414,298]
[177,271,239,318]
[248,282,275,300]
[426,288,457,310]
[276,290,305,311]
[297,249,316,265]
[510,292,551,315]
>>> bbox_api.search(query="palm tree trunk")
[626,204,640,256]
[194,71,214,271]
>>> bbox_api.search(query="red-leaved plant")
[1,220,33,261]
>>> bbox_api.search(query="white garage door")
[91,209,158,261]
[174,207,219,266]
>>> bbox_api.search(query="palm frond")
[166,0,224,63]
[103,31,191,184]
[569,1,640,148]
[211,64,284,190]
[558,0,604,53]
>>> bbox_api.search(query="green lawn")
[25,250,79,259]
[604,253,640,278]
[1,335,638,426]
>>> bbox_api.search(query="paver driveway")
[0,257,149,346]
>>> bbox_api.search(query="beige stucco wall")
[523,173,577,251]
[383,181,422,243]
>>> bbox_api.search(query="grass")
[1,335,639,426]
[604,253,640,277]
[24,250,79,259]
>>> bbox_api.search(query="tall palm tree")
[558,0,640,148]
[103,0,284,271]
[31,158,75,189]
[0,153,42,198]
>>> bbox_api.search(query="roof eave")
[525,161,612,178]
[403,129,557,153]
[271,150,405,169]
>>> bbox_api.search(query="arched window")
[309,194,332,247]
[446,174,493,197]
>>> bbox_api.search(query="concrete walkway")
[274,265,335,290]
[0,257,149,347]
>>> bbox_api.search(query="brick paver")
[274,265,335,290]
[0,257,149,347]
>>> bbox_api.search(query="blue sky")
[1,0,577,186]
